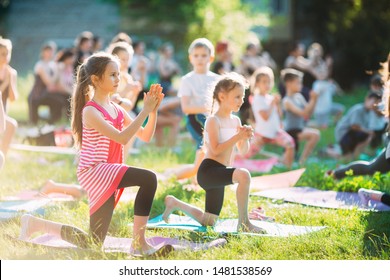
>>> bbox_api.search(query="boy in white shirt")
[175,38,220,179]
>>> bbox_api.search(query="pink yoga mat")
[233,157,278,173]
[2,190,75,202]
[250,168,306,191]
[21,234,227,254]
[251,186,390,211]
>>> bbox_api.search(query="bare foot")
[238,222,267,234]
[19,214,36,240]
[40,179,56,194]
[130,240,172,257]
[162,195,177,223]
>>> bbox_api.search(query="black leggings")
[60,166,157,248]
[334,149,390,179]
[381,194,390,206]
[197,158,236,216]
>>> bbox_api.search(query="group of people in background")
[1,31,390,256]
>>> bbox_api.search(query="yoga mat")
[251,186,390,211]
[250,168,306,191]
[233,157,278,173]
[2,190,75,202]
[147,214,326,237]
[11,143,76,155]
[0,200,49,222]
[20,234,227,254]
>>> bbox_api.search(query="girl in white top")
[163,72,266,233]
[247,67,295,168]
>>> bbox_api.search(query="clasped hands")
[143,84,165,113]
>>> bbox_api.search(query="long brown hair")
[71,52,119,148]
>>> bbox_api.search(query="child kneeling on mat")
[163,72,266,233]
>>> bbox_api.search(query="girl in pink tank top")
[19,52,169,256]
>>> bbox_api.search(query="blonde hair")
[107,41,134,57]
[210,72,248,114]
[71,52,120,148]
[188,38,215,57]
[0,37,12,62]
[250,66,275,94]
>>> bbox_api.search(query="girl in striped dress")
[20,52,165,255]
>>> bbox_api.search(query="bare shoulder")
[232,115,242,126]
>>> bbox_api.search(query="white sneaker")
[358,188,371,206]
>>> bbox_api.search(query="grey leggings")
[60,166,157,248]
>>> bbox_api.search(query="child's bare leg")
[1,116,17,156]
[352,136,372,160]
[174,149,204,180]
[167,116,181,147]
[283,146,295,169]
[20,214,63,240]
[41,180,84,199]
[154,126,165,147]
[132,215,157,253]
[233,168,266,233]
[162,195,217,226]
[298,128,320,165]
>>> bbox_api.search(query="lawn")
[0,74,389,260]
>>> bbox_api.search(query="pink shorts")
[246,129,295,158]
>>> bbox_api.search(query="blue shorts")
[186,114,206,149]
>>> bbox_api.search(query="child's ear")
[209,55,215,63]
[91,74,99,87]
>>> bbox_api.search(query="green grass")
[0,74,389,260]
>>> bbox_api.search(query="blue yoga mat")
[0,199,49,222]
[147,214,326,237]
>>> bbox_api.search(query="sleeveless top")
[204,115,237,144]
[77,101,128,215]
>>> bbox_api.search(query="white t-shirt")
[252,94,280,139]
[313,80,336,115]
[178,71,220,114]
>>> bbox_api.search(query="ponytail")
[71,64,91,148]
[70,52,120,149]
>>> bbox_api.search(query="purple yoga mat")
[251,186,390,211]
[20,234,227,253]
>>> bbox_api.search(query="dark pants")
[60,166,157,248]
[28,92,71,124]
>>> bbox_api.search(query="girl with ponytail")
[20,52,168,256]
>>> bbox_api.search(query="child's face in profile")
[221,85,245,113]
[256,75,272,94]
[287,77,302,93]
[189,46,213,73]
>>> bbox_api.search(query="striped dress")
[77,101,128,215]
